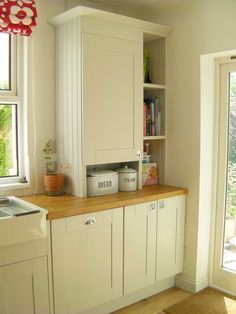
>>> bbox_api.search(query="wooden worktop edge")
[22,185,187,220]
[48,188,187,219]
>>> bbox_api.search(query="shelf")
[143,83,166,90]
[143,136,166,141]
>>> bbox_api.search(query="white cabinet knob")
[136,151,141,159]
[149,202,156,212]
[159,200,165,209]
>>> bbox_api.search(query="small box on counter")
[142,163,158,185]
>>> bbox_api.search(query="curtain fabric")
[0,0,37,36]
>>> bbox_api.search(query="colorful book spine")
[143,103,146,136]
[154,98,159,135]
[146,103,151,136]
[155,98,161,135]
[144,96,160,136]
[150,97,155,136]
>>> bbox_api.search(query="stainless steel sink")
[0,197,47,247]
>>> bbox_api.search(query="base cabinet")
[51,208,123,314]
[124,201,157,294]
[51,196,185,314]
[0,257,50,314]
[156,196,185,281]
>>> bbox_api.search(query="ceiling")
[47,0,179,19]
[48,0,162,10]
[93,0,160,9]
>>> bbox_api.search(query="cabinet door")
[0,257,50,314]
[82,33,143,165]
[124,201,157,294]
[52,208,123,314]
[156,195,185,281]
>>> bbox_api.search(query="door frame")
[209,57,236,295]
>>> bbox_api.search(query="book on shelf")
[143,96,161,136]
[143,103,146,136]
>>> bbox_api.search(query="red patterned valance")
[0,0,37,36]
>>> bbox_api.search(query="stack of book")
[143,96,161,136]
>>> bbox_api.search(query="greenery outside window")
[0,33,24,184]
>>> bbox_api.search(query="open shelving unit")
[143,33,167,185]
[143,83,166,90]
[143,135,166,140]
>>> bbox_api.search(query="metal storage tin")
[87,169,118,197]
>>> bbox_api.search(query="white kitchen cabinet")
[83,33,142,165]
[124,201,157,294]
[0,257,50,314]
[51,207,123,314]
[156,195,185,281]
[50,7,171,196]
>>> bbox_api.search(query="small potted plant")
[43,139,66,196]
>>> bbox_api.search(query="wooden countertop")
[22,185,187,220]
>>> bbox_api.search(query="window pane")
[223,72,236,272]
[0,33,10,91]
[0,104,18,177]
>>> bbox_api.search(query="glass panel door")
[223,72,236,272]
[213,62,236,293]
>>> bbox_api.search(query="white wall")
[0,0,64,197]
[138,0,236,291]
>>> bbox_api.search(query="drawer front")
[65,209,112,233]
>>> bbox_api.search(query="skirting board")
[175,274,209,293]
[81,276,175,314]
[210,283,236,297]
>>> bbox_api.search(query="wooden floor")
[113,288,192,314]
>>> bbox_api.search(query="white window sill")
[0,183,30,191]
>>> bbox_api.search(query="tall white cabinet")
[50,6,171,197]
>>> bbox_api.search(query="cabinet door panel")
[82,33,142,165]
[156,199,177,281]
[0,257,49,314]
[52,208,123,314]
[156,196,185,281]
[124,202,157,294]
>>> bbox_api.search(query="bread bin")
[117,165,137,192]
[87,169,118,197]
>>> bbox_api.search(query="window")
[0,34,11,90]
[0,33,24,184]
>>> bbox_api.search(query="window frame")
[0,35,25,185]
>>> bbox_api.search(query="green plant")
[0,105,13,176]
[43,139,57,174]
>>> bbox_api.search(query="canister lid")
[117,165,136,174]
[87,169,118,177]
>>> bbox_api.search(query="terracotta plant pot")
[44,174,64,196]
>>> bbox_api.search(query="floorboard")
[113,288,192,314]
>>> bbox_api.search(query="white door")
[213,62,236,293]
[82,33,143,165]
[156,196,185,281]
[52,208,123,314]
[0,257,50,314]
[124,201,157,294]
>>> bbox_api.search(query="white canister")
[87,169,118,197]
[117,165,137,192]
